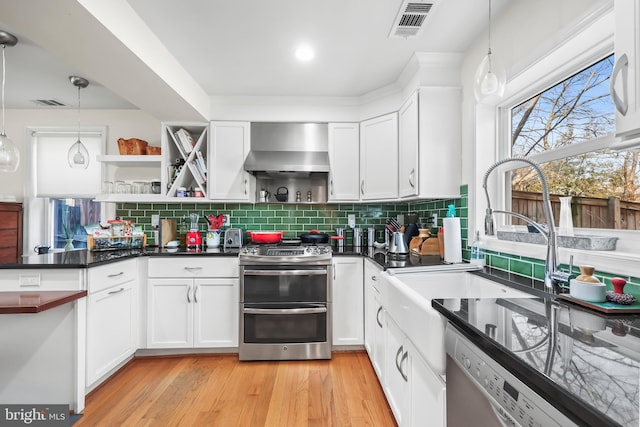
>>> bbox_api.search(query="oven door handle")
[243,307,327,315]
[242,269,326,276]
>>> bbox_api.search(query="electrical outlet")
[397,214,404,225]
[348,214,356,228]
[431,213,438,227]
[223,214,231,227]
[151,214,160,228]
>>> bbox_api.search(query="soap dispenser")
[470,230,485,267]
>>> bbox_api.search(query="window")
[52,198,101,249]
[507,54,640,231]
[25,127,106,252]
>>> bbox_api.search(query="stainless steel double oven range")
[239,241,332,361]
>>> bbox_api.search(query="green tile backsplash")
[117,182,637,289]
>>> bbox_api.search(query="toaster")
[223,228,243,249]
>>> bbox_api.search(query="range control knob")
[464,357,471,370]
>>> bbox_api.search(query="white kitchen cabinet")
[364,259,385,380]
[406,340,446,427]
[209,121,254,201]
[332,256,364,346]
[398,88,462,200]
[398,92,419,198]
[612,0,640,143]
[86,259,138,389]
[162,122,209,198]
[147,257,239,349]
[384,315,446,427]
[359,113,398,200]
[328,123,360,201]
[384,314,409,425]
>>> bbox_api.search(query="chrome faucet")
[482,156,571,293]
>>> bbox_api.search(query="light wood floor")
[76,351,397,427]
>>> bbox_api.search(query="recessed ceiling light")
[295,44,314,62]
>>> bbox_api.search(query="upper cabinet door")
[360,113,398,201]
[328,123,360,201]
[612,0,640,141]
[415,87,461,199]
[209,121,253,201]
[398,93,420,198]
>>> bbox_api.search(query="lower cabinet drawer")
[147,257,238,278]
[87,259,138,293]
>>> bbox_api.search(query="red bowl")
[246,231,285,244]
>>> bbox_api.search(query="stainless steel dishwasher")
[445,325,576,427]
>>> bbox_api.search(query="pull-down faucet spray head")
[482,156,560,293]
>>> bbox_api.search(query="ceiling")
[0,0,509,117]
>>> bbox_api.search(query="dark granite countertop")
[0,247,241,269]
[433,280,640,427]
[336,244,455,270]
[2,244,453,270]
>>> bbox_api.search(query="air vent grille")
[389,1,435,39]
[31,99,66,107]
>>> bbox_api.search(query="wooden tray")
[557,294,640,314]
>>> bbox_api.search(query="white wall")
[0,109,161,202]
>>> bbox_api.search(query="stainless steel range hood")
[244,123,329,176]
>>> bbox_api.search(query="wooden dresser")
[0,202,23,263]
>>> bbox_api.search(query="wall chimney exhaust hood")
[244,123,329,176]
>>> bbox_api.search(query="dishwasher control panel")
[445,326,570,427]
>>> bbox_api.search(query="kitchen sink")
[385,271,534,376]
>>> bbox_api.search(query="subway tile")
[510,259,533,277]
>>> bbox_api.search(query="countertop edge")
[432,298,621,427]
[0,290,88,314]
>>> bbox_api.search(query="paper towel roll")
[443,217,462,263]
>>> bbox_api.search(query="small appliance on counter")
[223,228,243,250]
[186,213,202,249]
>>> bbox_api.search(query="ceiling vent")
[389,1,434,39]
[31,99,66,107]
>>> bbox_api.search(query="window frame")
[24,126,107,253]
[474,5,640,275]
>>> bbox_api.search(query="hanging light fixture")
[0,31,19,173]
[68,75,90,169]
[473,0,506,103]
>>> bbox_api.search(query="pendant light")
[68,75,90,169]
[0,31,19,173]
[473,0,505,103]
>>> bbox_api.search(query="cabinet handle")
[361,180,365,196]
[184,266,203,272]
[395,345,404,376]
[376,306,383,328]
[408,168,415,188]
[371,275,377,281]
[244,178,248,195]
[400,350,409,382]
[610,53,629,116]
[194,284,198,303]
[330,179,334,196]
[186,285,192,303]
[108,272,124,278]
[108,287,125,295]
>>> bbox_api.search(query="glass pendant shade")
[67,139,89,169]
[0,132,19,172]
[473,50,506,102]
